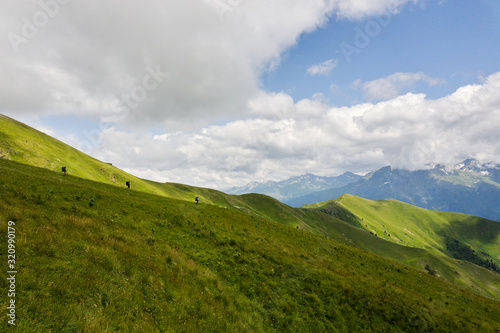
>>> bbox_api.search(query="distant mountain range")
[231,159,500,221]
[288,159,500,221]
[227,172,362,201]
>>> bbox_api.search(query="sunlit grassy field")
[0,159,499,332]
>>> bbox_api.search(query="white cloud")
[0,0,336,130]
[307,59,338,76]
[334,0,419,20]
[87,72,500,189]
[4,0,469,189]
[356,72,445,101]
[0,0,424,130]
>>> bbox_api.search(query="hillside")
[0,115,348,228]
[288,163,500,221]
[1,158,500,331]
[304,195,500,297]
[2,113,500,327]
[2,114,500,303]
[0,114,259,207]
[331,194,500,263]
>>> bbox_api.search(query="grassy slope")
[1,159,500,332]
[305,195,500,299]
[134,179,500,301]
[0,114,242,207]
[0,114,380,230]
[330,194,500,261]
[2,114,500,302]
[0,114,332,212]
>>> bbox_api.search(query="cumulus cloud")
[354,72,445,101]
[0,0,424,130]
[3,0,464,189]
[0,0,334,129]
[307,59,338,76]
[87,72,500,189]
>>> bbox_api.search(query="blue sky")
[1,0,500,189]
[264,1,500,105]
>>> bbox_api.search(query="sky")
[1,0,499,190]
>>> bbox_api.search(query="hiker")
[62,166,67,175]
[195,197,199,204]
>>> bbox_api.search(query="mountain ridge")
[287,161,500,221]
[227,172,362,201]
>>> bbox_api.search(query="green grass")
[2,113,500,301]
[0,114,249,206]
[2,113,500,331]
[0,159,500,332]
[304,194,500,299]
[327,194,500,263]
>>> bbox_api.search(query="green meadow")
[1,114,500,331]
[1,159,500,332]
[305,195,500,300]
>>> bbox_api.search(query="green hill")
[2,113,500,301]
[327,194,500,267]
[304,195,500,299]
[199,192,500,302]
[0,114,249,207]
[2,113,500,330]
[1,158,500,332]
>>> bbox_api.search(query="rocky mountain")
[227,172,362,201]
[286,159,500,221]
